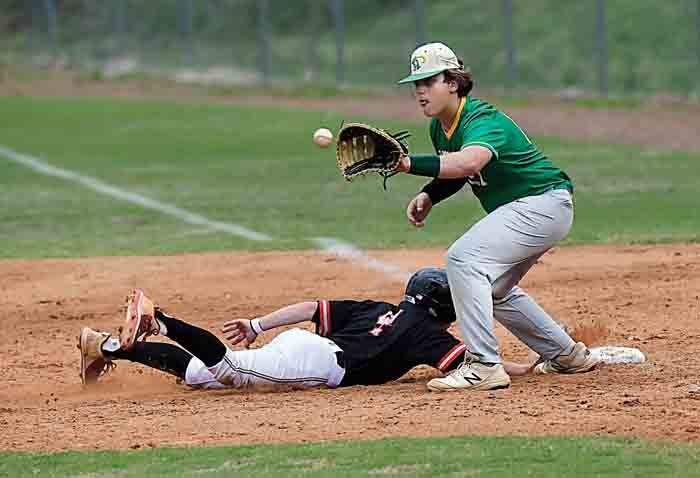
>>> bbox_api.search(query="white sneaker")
[534,342,599,374]
[427,361,511,392]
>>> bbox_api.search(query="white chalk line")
[0,145,411,281]
[312,237,411,282]
[0,145,270,241]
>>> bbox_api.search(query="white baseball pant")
[184,328,345,390]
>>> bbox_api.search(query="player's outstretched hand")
[407,192,433,228]
[222,319,257,348]
[503,360,539,376]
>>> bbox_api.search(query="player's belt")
[335,351,346,369]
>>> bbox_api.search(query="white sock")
[156,319,168,336]
[102,337,120,353]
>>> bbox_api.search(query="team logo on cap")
[411,54,427,73]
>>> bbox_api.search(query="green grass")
[1,436,699,478]
[0,95,698,259]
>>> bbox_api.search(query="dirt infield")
[2,244,700,452]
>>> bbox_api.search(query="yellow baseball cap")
[397,42,462,84]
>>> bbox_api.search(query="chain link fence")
[3,0,700,97]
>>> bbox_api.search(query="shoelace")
[450,356,476,376]
[78,360,117,383]
[99,361,117,377]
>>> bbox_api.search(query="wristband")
[408,154,441,177]
[250,318,265,335]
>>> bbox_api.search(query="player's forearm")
[435,153,477,178]
[255,302,318,331]
[400,147,491,179]
[437,148,492,179]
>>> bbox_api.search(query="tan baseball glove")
[335,122,410,189]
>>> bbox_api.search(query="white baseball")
[313,128,334,148]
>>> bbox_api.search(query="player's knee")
[185,357,230,389]
[491,276,512,300]
[492,277,526,301]
[491,284,510,301]
[206,349,240,387]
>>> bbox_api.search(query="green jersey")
[428,96,572,213]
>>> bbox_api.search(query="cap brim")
[397,69,447,84]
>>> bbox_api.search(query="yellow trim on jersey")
[443,97,466,140]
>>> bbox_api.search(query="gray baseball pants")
[446,188,576,364]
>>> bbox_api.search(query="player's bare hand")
[503,360,538,376]
[407,192,432,227]
[395,155,411,173]
[222,319,257,348]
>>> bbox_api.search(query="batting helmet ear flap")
[404,267,456,323]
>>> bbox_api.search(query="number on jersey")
[466,172,487,187]
[369,310,403,336]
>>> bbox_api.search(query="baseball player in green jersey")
[393,42,599,391]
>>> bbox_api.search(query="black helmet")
[404,267,456,323]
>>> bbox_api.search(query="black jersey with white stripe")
[312,299,465,386]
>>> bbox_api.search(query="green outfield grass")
[1,436,699,478]
[0,95,698,259]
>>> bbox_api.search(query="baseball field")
[2,78,700,476]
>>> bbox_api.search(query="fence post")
[696,0,700,93]
[305,0,322,83]
[113,0,127,55]
[178,0,193,64]
[332,0,345,84]
[29,0,39,52]
[258,0,271,87]
[595,0,608,97]
[502,0,516,89]
[43,0,57,56]
[415,0,425,46]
